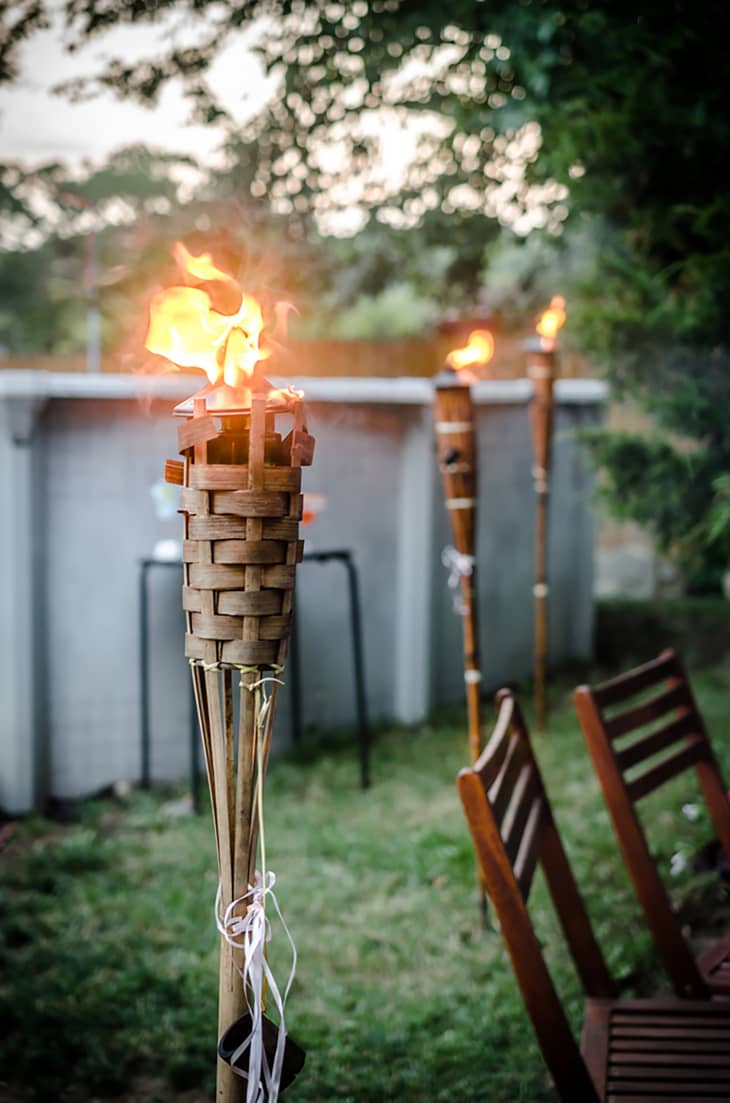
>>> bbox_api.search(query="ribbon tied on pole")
[441,545,476,616]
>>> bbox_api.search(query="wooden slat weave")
[182,458,303,666]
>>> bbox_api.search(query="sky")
[0,13,562,240]
[0,13,273,167]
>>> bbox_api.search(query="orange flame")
[302,492,328,526]
[536,296,566,345]
[145,244,269,386]
[446,329,495,378]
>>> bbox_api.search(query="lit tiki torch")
[148,244,314,1102]
[433,328,494,764]
[524,295,566,733]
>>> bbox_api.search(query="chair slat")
[608,1077,730,1091]
[626,737,705,802]
[490,735,530,824]
[610,1052,730,1069]
[514,795,545,900]
[591,651,677,709]
[472,694,514,789]
[614,711,697,772]
[613,1026,730,1040]
[612,1037,730,1052]
[503,765,540,863]
[605,683,690,741]
[613,1089,730,1098]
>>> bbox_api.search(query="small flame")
[446,329,495,378]
[536,296,566,345]
[302,492,328,526]
[145,244,269,386]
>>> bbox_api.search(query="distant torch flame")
[536,296,566,348]
[446,329,495,378]
[145,243,269,386]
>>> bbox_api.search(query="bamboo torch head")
[525,297,565,485]
[147,242,316,670]
[433,329,494,555]
[173,376,314,671]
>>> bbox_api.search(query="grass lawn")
[1,664,728,1102]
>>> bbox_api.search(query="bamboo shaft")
[534,489,548,733]
[211,667,247,1103]
[460,570,482,764]
[236,671,258,892]
[527,347,555,735]
[217,936,246,1103]
[433,380,486,921]
[216,395,269,1103]
[206,671,234,900]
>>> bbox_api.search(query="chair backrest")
[457,690,615,1103]
[574,648,730,999]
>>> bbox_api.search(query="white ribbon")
[216,871,298,1103]
[442,546,475,616]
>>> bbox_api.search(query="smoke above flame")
[145,243,270,386]
[446,329,495,379]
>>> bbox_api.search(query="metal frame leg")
[292,550,370,788]
[289,596,303,746]
[139,558,202,812]
[139,560,150,789]
[341,552,370,789]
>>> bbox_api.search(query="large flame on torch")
[536,296,566,350]
[145,243,269,386]
[446,329,495,381]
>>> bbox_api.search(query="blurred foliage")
[0,148,498,352]
[309,281,438,339]
[707,475,730,563]
[596,598,730,671]
[0,145,332,357]
[580,429,727,593]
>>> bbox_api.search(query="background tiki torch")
[149,245,315,1102]
[433,329,494,764]
[524,296,566,733]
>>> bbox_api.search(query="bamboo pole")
[433,370,482,762]
[526,340,557,734]
[534,485,549,733]
[433,368,488,923]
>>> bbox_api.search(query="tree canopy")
[3,1,730,584]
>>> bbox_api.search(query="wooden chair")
[457,690,730,1103]
[574,648,730,999]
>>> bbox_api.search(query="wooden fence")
[0,335,589,379]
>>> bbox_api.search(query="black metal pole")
[342,552,370,790]
[289,596,303,746]
[139,560,151,789]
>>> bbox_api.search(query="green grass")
[1,666,729,1102]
